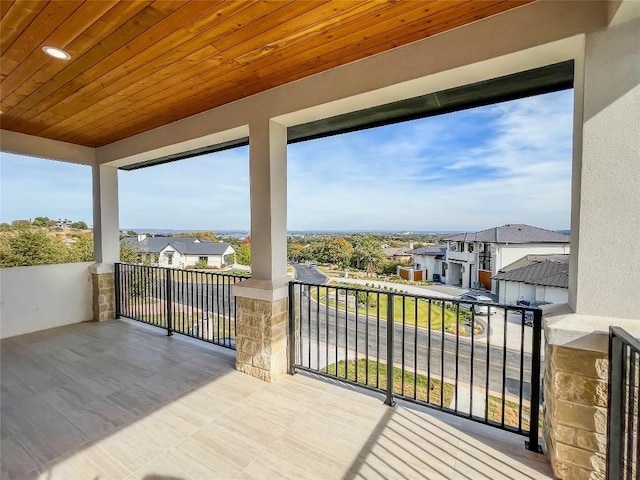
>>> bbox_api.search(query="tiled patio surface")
[1,319,553,480]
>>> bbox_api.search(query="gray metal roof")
[410,245,447,256]
[445,224,570,244]
[500,254,570,272]
[121,237,234,256]
[493,258,569,288]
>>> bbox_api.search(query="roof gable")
[445,224,569,244]
[121,236,235,256]
[493,258,569,288]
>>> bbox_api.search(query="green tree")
[353,235,384,276]
[235,243,251,266]
[194,259,208,269]
[32,216,50,227]
[68,233,94,262]
[287,242,305,262]
[320,236,353,267]
[11,220,31,229]
[0,228,69,267]
[120,242,140,263]
[176,231,217,242]
[70,221,88,229]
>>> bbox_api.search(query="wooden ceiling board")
[0,0,533,147]
[1,1,120,101]
[0,1,17,22]
[24,1,227,130]
[1,1,155,116]
[67,1,479,145]
[258,0,528,86]
[50,1,390,143]
[55,1,444,144]
[4,1,185,126]
[34,1,297,140]
[0,1,81,75]
[0,1,45,55]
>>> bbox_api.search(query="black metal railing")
[288,280,543,452]
[115,263,247,349]
[607,327,640,480]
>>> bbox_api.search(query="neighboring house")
[54,219,73,229]
[121,235,236,268]
[493,254,569,305]
[382,246,413,263]
[443,224,570,290]
[400,245,447,282]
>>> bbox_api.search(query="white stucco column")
[570,18,640,319]
[234,119,288,301]
[90,164,120,273]
[88,164,119,322]
[544,15,640,480]
[233,119,290,381]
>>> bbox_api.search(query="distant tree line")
[0,226,137,268]
[287,233,444,277]
[1,217,88,231]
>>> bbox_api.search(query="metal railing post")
[165,268,173,336]
[288,282,296,374]
[385,293,395,406]
[114,262,121,319]
[526,308,543,453]
[606,329,624,480]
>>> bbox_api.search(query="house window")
[199,256,208,263]
[166,252,173,265]
[468,243,474,253]
[442,263,447,276]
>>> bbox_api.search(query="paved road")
[290,264,542,407]
[121,266,542,413]
[292,264,328,284]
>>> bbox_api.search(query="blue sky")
[0,89,573,232]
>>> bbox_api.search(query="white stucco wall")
[0,262,94,339]
[413,254,443,281]
[536,285,569,304]
[570,18,640,318]
[496,244,570,274]
[498,280,537,305]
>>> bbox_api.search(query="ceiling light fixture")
[42,46,71,60]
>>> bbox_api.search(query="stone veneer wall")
[92,272,115,322]
[235,296,289,382]
[544,343,608,480]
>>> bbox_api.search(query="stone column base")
[235,296,289,382]
[544,343,608,480]
[92,272,115,322]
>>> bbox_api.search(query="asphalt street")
[289,263,541,404]
[122,265,541,411]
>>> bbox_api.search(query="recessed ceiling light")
[42,46,71,60]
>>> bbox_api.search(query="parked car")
[309,262,317,269]
[456,293,497,315]
[518,300,551,326]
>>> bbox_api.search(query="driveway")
[291,263,328,284]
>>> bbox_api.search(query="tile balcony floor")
[1,319,553,480]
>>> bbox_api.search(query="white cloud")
[0,90,573,233]
[287,89,573,231]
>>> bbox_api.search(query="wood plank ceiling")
[0,0,532,148]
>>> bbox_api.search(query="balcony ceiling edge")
[92,0,606,169]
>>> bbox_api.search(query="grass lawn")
[136,309,236,340]
[323,359,532,431]
[154,269,249,284]
[324,359,455,406]
[310,285,463,332]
